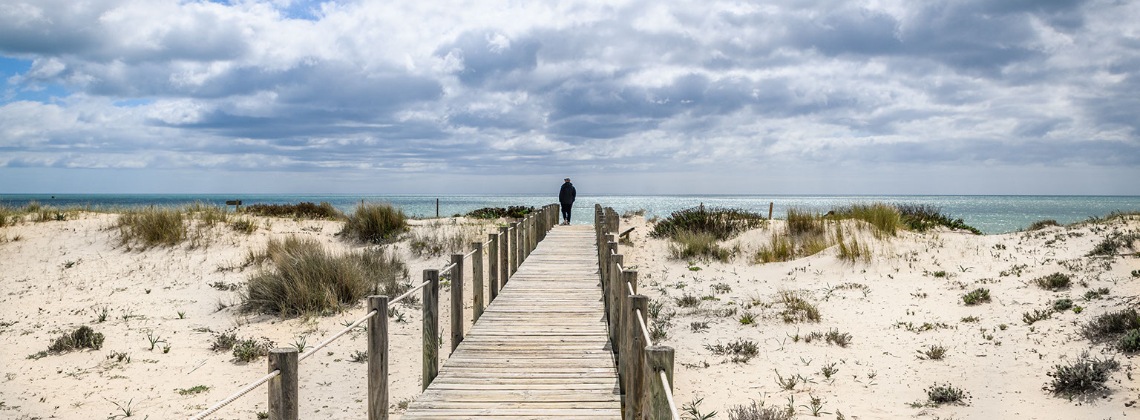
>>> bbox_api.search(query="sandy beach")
[1,208,1137,419]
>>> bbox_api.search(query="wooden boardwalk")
[402,225,621,419]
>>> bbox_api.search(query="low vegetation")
[925,383,970,405]
[466,206,534,219]
[1045,352,1119,396]
[1087,231,1140,257]
[339,203,407,244]
[650,206,765,241]
[668,230,737,261]
[895,204,982,234]
[777,290,820,323]
[1026,219,1061,231]
[46,326,105,354]
[962,288,991,305]
[1032,273,1071,291]
[243,202,343,219]
[705,339,760,363]
[726,401,792,420]
[117,207,187,249]
[407,221,485,257]
[243,236,409,316]
[827,203,901,238]
[1082,308,1140,343]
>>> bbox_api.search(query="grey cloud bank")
[0,0,1137,194]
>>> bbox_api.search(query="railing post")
[515,218,524,265]
[625,293,647,420]
[644,345,675,419]
[471,242,484,321]
[368,296,389,420]
[268,348,298,420]
[499,225,510,287]
[509,222,519,276]
[422,269,439,390]
[521,215,530,261]
[487,233,499,303]
[450,253,464,354]
[607,252,622,348]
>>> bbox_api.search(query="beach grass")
[117,207,187,249]
[340,202,407,244]
[650,206,765,241]
[242,202,343,219]
[242,236,409,316]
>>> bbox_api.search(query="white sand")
[1,211,1137,419]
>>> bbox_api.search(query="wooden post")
[643,346,675,419]
[607,251,621,347]
[520,215,529,261]
[769,202,774,220]
[508,222,519,276]
[625,293,647,420]
[498,226,510,287]
[450,253,464,354]
[422,269,439,390]
[268,348,298,420]
[471,241,484,322]
[435,198,439,218]
[487,234,499,303]
[367,296,389,420]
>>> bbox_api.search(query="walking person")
[559,178,576,225]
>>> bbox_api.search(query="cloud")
[0,0,1137,194]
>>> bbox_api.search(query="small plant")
[339,202,407,244]
[177,385,210,395]
[1083,287,1110,300]
[108,398,135,419]
[292,335,308,353]
[726,400,792,420]
[691,321,710,333]
[1023,309,1053,325]
[960,315,980,323]
[176,311,186,319]
[1082,308,1140,341]
[232,337,272,363]
[800,394,828,417]
[106,351,131,363]
[820,363,839,379]
[925,383,970,405]
[1033,272,1071,291]
[930,270,948,278]
[1051,298,1074,311]
[350,350,368,363]
[739,312,756,325]
[1119,329,1140,352]
[962,288,991,305]
[682,397,717,420]
[1045,352,1120,396]
[229,217,258,234]
[210,331,238,352]
[918,344,947,360]
[94,306,110,323]
[706,339,760,363]
[674,293,702,308]
[774,370,804,390]
[145,330,165,351]
[47,326,105,353]
[778,290,820,323]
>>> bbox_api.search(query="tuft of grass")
[962,288,991,305]
[726,400,792,420]
[177,385,210,396]
[1026,219,1061,231]
[1023,309,1053,325]
[925,383,970,405]
[669,230,735,262]
[834,223,871,263]
[228,217,258,234]
[918,344,948,360]
[1045,352,1120,396]
[824,329,852,347]
[895,204,981,234]
[738,312,756,325]
[786,208,826,237]
[1087,231,1140,257]
[117,207,186,249]
[243,237,409,316]
[210,331,238,352]
[754,233,794,263]
[650,206,765,241]
[243,202,342,219]
[46,326,105,353]
[777,290,820,323]
[339,203,407,244]
[1033,273,1071,291]
[827,203,901,238]
[705,339,760,363]
[674,293,701,308]
[232,337,272,363]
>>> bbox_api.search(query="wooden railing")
[595,204,682,420]
[191,204,560,420]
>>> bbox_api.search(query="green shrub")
[962,288,991,305]
[895,204,981,234]
[1119,329,1140,352]
[650,206,765,241]
[1033,273,1071,291]
[47,326,105,353]
[704,339,759,363]
[466,206,534,219]
[1082,309,1140,341]
[243,202,342,219]
[925,383,969,405]
[243,237,409,316]
[1087,232,1140,257]
[340,203,407,244]
[232,337,272,363]
[117,207,186,249]
[1023,309,1053,325]
[1026,219,1061,231]
[1046,352,1119,395]
[1051,298,1074,311]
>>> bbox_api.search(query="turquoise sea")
[2,194,1139,235]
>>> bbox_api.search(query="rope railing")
[595,204,681,420]
[190,203,561,420]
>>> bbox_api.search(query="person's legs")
[561,205,571,224]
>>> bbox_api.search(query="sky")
[1,0,1138,195]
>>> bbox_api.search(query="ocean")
[2,193,1139,235]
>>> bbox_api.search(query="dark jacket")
[559,182,576,205]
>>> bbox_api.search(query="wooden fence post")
[521,215,530,261]
[498,225,510,287]
[471,242,484,322]
[268,348,298,420]
[516,218,525,264]
[644,345,675,419]
[625,293,647,420]
[508,222,519,276]
[607,252,622,347]
[450,253,464,354]
[487,234,499,303]
[422,269,439,390]
[368,296,389,420]
[769,202,774,220]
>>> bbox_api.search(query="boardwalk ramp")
[402,225,620,419]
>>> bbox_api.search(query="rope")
[299,309,377,362]
[626,281,634,296]
[635,309,652,345]
[463,248,477,259]
[390,280,430,306]
[188,370,281,420]
[660,369,681,420]
[440,262,457,274]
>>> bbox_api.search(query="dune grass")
[117,207,187,249]
[243,236,409,316]
[340,203,407,244]
[243,202,343,219]
[669,230,737,261]
[828,203,901,238]
[650,206,765,241]
[408,220,484,257]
